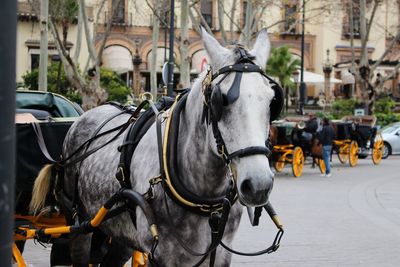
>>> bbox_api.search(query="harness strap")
[227,146,271,161]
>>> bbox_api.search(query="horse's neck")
[175,84,228,197]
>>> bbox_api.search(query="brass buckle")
[149,175,162,185]
[202,66,212,93]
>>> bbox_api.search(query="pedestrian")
[318,117,335,177]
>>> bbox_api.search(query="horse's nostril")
[240,179,253,195]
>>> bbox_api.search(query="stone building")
[16,0,400,99]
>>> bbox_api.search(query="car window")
[16,91,82,117]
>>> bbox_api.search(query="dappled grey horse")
[31,28,282,266]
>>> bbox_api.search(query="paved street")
[21,157,400,266]
[232,156,400,267]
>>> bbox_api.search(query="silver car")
[380,122,400,159]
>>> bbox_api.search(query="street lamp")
[132,39,142,98]
[322,49,333,104]
[293,70,300,111]
[298,0,307,115]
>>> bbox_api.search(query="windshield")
[381,123,400,134]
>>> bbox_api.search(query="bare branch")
[217,0,227,45]
[144,0,169,28]
[188,7,201,34]
[191,5,213,35]
[73,2,83,62]
[49,19,85,88]
[371,29,400,71]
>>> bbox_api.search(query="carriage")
[270,117,326,177]
[332,115,384,167]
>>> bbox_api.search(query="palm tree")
[266,46,301,113]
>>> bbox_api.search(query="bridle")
[201,46,284,165]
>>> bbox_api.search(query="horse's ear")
[201,27,230,67]
[249,28,270,68]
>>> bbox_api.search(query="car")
[379,122,400,159]
[16,90,83,119]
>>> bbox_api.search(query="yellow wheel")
[349,141,358,167]
[338,145,349,164]
[292,147,304,177]
[318,158,326,174]
[372,134,384,165]
[274,155,285,172]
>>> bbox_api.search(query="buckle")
[149,175,162,185]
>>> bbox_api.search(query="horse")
[30,28,282,266]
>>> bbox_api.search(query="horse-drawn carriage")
[12,30,285,267]
[332,115,384,167]
[270,117,326,177]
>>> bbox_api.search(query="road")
[20,157,400,266]
[232,156,400,267]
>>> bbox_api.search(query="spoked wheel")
[274,155,285,172]
[372,133,384,165]
[318,158,326,174]
[338,145,349,164]
[292,146,304,177]
[349,141,358,167]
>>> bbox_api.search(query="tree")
[346,0,400,114]
[29,0,124,110]
[266,46,301,112]
[179,0,190,88]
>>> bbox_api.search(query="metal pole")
[299,0,307,115]
[167,0,175,96]
[0,0,16,266]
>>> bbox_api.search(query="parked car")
[16,90,83,119]
[379,122,400,159]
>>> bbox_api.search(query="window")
[283,4,298,33]
[31,54,40,70]
[201,0,213,28]
[343,0,361,38]
[112,0,125,24]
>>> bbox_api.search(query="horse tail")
[30,164,54,214]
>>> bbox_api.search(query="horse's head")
[201,29,282,207]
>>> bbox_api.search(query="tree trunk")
[39,0,49,91]
[179,0,190,88]
[150,0,160,98]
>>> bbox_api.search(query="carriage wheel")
[372,134,384,165]
[338,145,349,164]
[274,155,285,172]
[292,147,304,177]
[318,158,326,174]
[349,141,358,167]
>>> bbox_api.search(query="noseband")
[202,46,284,164]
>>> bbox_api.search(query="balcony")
[104,11,132,27]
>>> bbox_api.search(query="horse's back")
[62,105,131,214]
[63,105,129,156]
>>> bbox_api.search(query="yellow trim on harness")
[162,96,201,209]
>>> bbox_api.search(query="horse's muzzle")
[239,176,273,207]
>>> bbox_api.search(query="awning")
[341,69,355,84]
[102,46,133,74]
[292,70,342,84]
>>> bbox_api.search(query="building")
[16,0,400,99]
[16,0,92,86]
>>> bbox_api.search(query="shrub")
[374,97,400,127]
[22,64,131,104]
[330,99,357,119]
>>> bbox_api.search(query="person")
[304,114,318,134]
[318,117,335,177]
